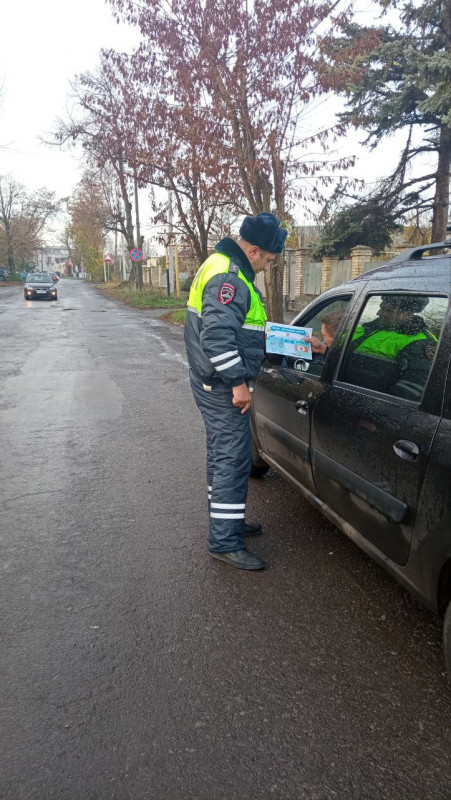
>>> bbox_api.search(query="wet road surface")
[1,280,451,799]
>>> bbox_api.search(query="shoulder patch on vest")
[219,282,236,305]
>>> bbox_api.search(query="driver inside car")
[345,295,438,399]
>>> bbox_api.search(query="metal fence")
[330,259,352,288]
[304,262,322,294]
[258,251,396,304]
[362,256,390,273]
[284,249,297,302]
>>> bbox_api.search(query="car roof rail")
[389,239,451,263]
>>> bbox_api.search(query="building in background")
[35,246,69,273]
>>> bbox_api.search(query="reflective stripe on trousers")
[189,369,252,553]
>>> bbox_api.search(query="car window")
[29,274,50,283]
[338,293,449,401]
[277,296,353,378]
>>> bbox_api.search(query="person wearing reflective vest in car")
[349,295,438,397]
[185,213,287,571]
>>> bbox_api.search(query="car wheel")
[250,435,269,478]
[443,601,451,682]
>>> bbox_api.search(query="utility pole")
[168,190,175,293]
[165,246,170,296]
[114,194,119,278]
[133,167,143,289]
[174,243,180,298]
[122,240,128,280]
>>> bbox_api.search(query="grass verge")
[159,308,187,326]
[98,282,188,311]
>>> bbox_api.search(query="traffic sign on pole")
[104,253,114,263]
[129,248,143,262]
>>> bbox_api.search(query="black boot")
[210,549,265,570]
[242,522,263,536]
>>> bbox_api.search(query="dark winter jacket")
[184,238,267,387]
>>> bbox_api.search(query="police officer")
[185,213,287,570]
[349,295,437,397]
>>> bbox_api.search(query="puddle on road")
[61,307,108,313]
[141,319,166,328]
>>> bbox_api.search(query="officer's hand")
[232,383,252,414]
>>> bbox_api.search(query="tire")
[250,435,269,478]
[250,462,270,478]
[443,601,451,682]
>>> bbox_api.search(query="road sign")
[129,248,143,262]
[104,253,114,263]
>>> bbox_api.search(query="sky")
[0,0,139,196]
[0,0,430,248]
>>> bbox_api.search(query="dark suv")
[251,241,451,680]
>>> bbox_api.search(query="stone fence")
[144,244,410,310]
[255,244,410,310]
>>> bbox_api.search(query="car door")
[252,294,354,493]
[311,292,449,566]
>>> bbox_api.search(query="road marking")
[145,331,189,367]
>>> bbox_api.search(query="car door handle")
[393,440,420,461]
[295,400,309,415]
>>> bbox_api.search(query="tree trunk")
[7,249,15,272]
[264,255,284,323]
[124,199,135,287]
[431,124,451,243]
[5,225,15,272]
[264,182,285,322]
[116,160,135,285]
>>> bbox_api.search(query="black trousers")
[190,370,252,553]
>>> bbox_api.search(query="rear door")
[311,292,449,565]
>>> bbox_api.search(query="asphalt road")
[1,280,451,800]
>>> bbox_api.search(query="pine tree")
[321,0,451,240]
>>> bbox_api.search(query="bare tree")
[109,0,356,319]
[0,175,59,271]
[51,58,145,287]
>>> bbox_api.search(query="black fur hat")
[239,213,287,254]
[383,295,429,313]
